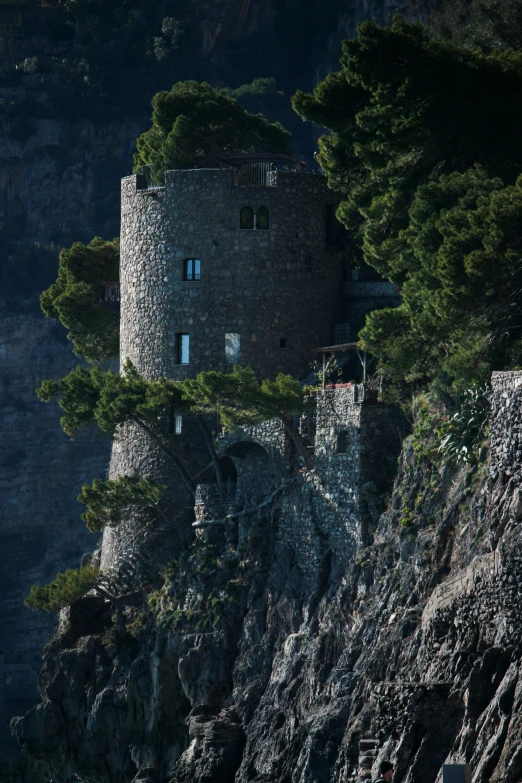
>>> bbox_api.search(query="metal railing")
[195,482,237,506]
[233,162,275,187]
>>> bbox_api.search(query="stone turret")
[102,165,344,568]
[119,166,343,381]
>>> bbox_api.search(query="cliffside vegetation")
[293,17,522,395]
[40,236,120,362]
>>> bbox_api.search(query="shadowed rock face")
[11,374,522,783]
[0,305,110,762]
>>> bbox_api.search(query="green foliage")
[293,18,522,392]
[438,384,490,466]
[25,565,100,613]
[182,365,309,430]
[153,17,183,62]
[40,236,120,363]
[134,80,292,181]
[79,475,165,532]
[36,359,184,438]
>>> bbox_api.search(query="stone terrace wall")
[220,389,405,584]
[490,371,522,476]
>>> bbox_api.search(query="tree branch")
[129,414,196,496]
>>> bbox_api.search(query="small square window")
[183,258,201,281]
[280,338,287,348]
[175,415,183,435]
[176,333,190,364]
[225,333,241,364]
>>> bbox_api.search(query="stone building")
[213,385,406,583]
[118,164,345,381]
[103,162,347,567]
[102,161,404,569]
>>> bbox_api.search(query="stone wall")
[490,371,522,476]
[219,388,405,583]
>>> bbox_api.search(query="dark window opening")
[336,430,349,454]
[256,206,269,230]
[176,333,190,365]
[167,405,175,434]
[240,206,254,229]
[183,258,201,281]
[280,338,287,348]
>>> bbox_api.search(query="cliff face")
[0,301,110,760]
[11,375,522,783]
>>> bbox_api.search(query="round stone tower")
[102,165,344,568]
[119,166,343,381]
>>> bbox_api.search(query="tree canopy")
[25,565,100,613]
[40,236,120,364]
[134,80,292,180]
[38,362,313,506]
[293,17,522,392]
[78,475,166,533]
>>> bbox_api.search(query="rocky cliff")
[0,299,110,761]
[9,374,522,783]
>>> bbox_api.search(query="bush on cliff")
[25,565,100,613]
[40,236,120,364]
[293,18,522,393]
[134,80,292,181]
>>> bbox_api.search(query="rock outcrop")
[10,373,522,783]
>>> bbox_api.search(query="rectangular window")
[183,258,201,281]
[175,415,183,434]
[225,333,241,364]
[177,333,190,364]
[167,405,175,434]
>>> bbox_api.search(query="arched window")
[240,206,254,229]
[336,430,349,454]
[256,206,269,230]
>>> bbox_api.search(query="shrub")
[25,565,100,612]
[438,384,490,466]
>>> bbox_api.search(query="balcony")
[194,482,237,525]
[100,281,120,312]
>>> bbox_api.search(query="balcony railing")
[195,483,237,507]
[100,281,120,312]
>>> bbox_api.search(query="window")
[225,333,241,364]
[336,430,349,454]
[256,206,269,230]
[176,333,190,364]
[280,338,287,348]
[240,206,254,229]
[183,258,201,281]
[175,415,183,435]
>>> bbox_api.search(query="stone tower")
[119,165,343,380]
[102,163,344,567]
